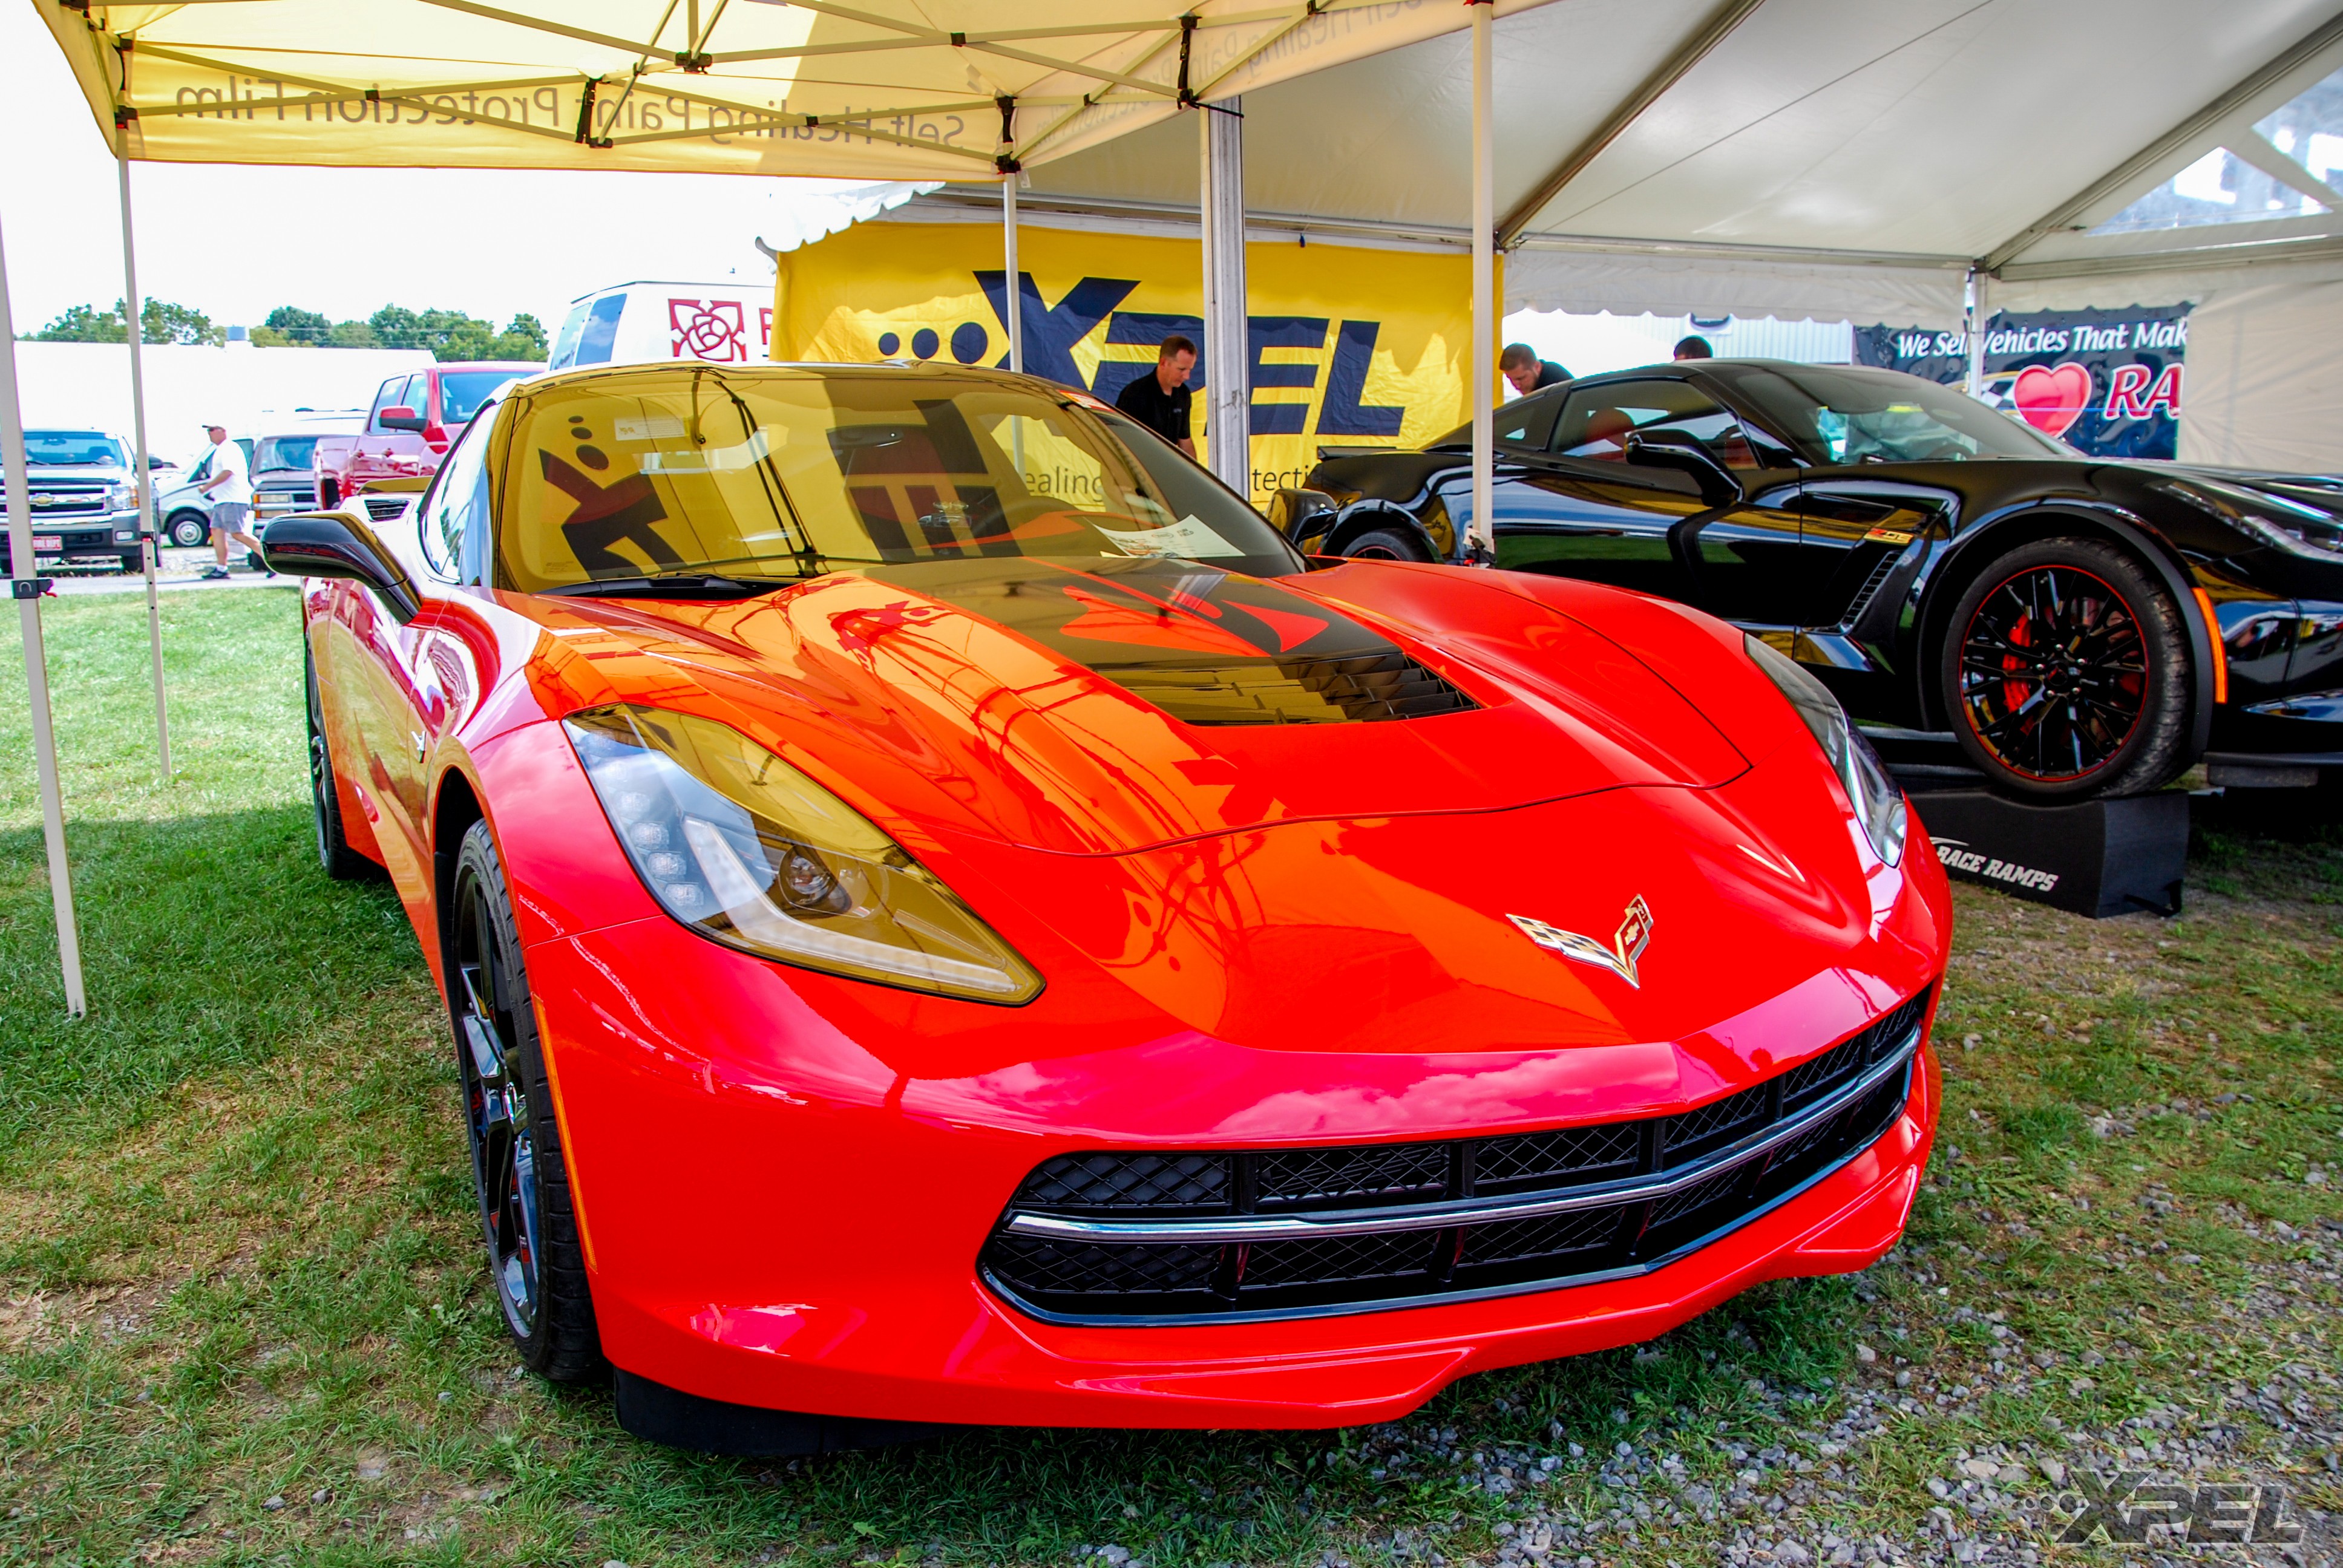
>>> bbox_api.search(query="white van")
[547,282,775,371]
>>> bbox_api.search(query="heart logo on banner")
[2010,362,2094,437]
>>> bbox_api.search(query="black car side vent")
[1109,650,1478,726]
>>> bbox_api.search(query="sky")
[0,3,877,337]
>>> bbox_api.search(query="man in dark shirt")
[1114,335,1198,457]
[1500,341,1570,395]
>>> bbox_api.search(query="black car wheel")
[1941,537,2187,798]
[449,820,605,1383]
[1339,526,1432,563]
[306,644,379,882]
[119,550,145,575]
[165,511,209,547]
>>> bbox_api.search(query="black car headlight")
[2160,478,2343,562]
[1745,636,1907,867]
[565,704,1043,1004]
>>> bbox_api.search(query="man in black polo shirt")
[1114,334,1198,457]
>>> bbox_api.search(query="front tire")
[448,821,606,1383]
[1940,536,2189,799]
[166,511,209,547]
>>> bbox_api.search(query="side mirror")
[1266,486,1340,542]
[261,512,421,622]
[378,406,427,433]
[1625,430,1744,507]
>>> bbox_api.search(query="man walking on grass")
[195,422,269,580]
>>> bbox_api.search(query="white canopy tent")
[997,0,2343,370]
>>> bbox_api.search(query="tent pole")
[0,209,90,1019]
[1469,0,1495,563]
[1201,97,1250,495]
[117,154,171,774]
[1003,174,1021,375]
[1964,266,1988,400]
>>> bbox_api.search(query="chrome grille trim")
[1000,1029,1919,1246]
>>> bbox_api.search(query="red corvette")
[269,362,1950,1455]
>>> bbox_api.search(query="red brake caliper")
[2001,604,2032,715]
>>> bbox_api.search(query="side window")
[367,377,403,433]
[419,403,496,583]
[399,373,428,420]
[1550,379,1766,470]
[1498,390,1563,449]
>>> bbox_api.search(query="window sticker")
[639,430,775,473]
[1094,513,1247,559]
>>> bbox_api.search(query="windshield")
[1723,365,2065,465]
[442,372,520,425]
[23,431,125,467]
[254,436,322,472]
[496,367,1299,592]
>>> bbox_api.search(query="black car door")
[1491,376,1804,619]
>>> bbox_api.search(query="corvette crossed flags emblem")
[1508,897,1655,989]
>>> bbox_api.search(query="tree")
[29,298,222,345]
[502,313,549,358]
[263,305,333,345]
[31,303,126,342]
[325,319,379,348]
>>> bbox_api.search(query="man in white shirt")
[196,422,269,580]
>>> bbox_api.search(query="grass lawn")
[1,590,2337,1566]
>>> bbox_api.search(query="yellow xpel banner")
[772,218,1478,503]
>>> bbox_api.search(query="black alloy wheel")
[1941,535,2188,798]
[448,821,605,1382]
[305,643,378,881]
[1339,525,1432,563]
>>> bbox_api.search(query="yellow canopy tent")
[8,0,1545,1012]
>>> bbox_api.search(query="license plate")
[31,535,62,551]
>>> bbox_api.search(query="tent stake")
[1469,0,1495,563]
[1200,93,1250,495]
[117,154,171,775]
[0,209,90,1019]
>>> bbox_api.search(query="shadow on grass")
[0,804,427,1159]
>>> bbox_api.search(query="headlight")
[565,705,1043,1004]
[2160,478,2343,562]
[1744,636,1907,867]
[106,482,137,511]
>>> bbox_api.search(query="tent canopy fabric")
[1012,0,2343,325]
[38,0,1553,178]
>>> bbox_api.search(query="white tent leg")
[1003,175,1022,375]
[1964,266,1988,400]
[119,154,171,774]
[1469,0,1495,563]
[1201,97,1250,495]
[0,210,89,1019]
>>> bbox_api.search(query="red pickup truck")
[312,362,539,508]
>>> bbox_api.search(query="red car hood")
[520,557,1747,858]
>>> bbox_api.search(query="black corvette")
[1285,360,2343,800]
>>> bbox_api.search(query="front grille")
[19,491,106,514]
[978,987,1931,1322]
[1109,650,1477,726]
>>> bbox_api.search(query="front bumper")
[1,511,141,560]
[523,913,1941,1430]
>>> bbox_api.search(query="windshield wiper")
[540,570,798,600]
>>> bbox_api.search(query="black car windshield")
[496,367,1299,592]
[24,431,125,466]
[254,435,323,472]
[1722,365,2065,464]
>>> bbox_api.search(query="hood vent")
[1109,650,1478,726]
